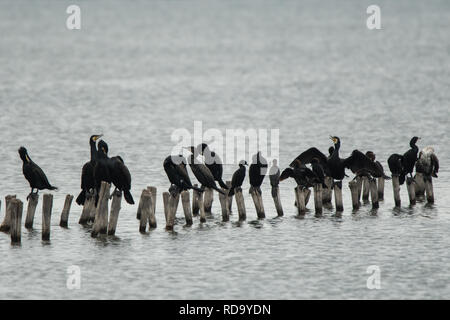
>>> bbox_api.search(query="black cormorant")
[108,155,135,205]
[249,151,268,192]
[228,160,248,196]
[387,154,406,184]
[76,134,102,205]
[18,147,57,200]
[365,151,390,180]
[290,136,384,182]
[311,158,328,188]
[163,154,203,196]
[184,146,225,195]
[279,166,317,189]
[402,136,420,178]
[93,140,112,203]
[416,146,439,178]
[269,159,280,197]
[198,143,228,189]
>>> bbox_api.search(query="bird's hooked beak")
[93,134,103,142]
[330,136,338,144]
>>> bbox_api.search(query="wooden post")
[362,177,370,202]
[0,195,16,232]
[42,194,53,241]
[234,187,246,221]
[406,177,416,206]
[203,188,214,215]
[218,189,230,222]
[226,181,233,213]
[163,192,170,222]
[313,184,323,216]
[79,196,93,225]
[166,192,180,230]
[136,189,146,220]
[10,199,23,244]
[392,175,401,208]
[271,185,283,217]
[139,191,151,233]
[148,189,157,229]
[304,188,311,206]
[356,176,363,205]
[349,180,360,211]
[377,177,385,201]
[295,187,306,215]
[107,191,122,235]
[424,175,434,204]
[24,194,39,229]
[322,177,333,204]
[91,182,111,237]
[369,178,379,209]
[249,187,265,219]
[59,194,74,228]
[198,191,206,223]
[192,184,200,216]
[181,191,193,226]
[415,173,425,198]
[334,181,344,212]
[88,196,97,223]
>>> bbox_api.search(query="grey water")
[1,0,449,299]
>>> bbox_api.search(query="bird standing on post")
[163,154,203,196]
[229,160,248,196]
[249,151,268,194]
[269,159,280,197]
[18,147,57,200]
[197,143,228,189]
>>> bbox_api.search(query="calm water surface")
[0,0,449,299]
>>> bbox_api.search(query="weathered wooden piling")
[304,188,311,206]
[369,178,379,209]
[165,192,180,231]
[234,187,246,221]
[181,191,193,226]
[334,181,344,212]
[10,199,23,244]
[0,195,16,232]
[271,185,283,217]
[25,194,39,229]
[147,189,157,229]
[88,196,97,223]
[59,194,74,228]
[415,173,425,197]
[107,191,122,235]
[136,189,146,220]
[424,176,434,204]
[249,187,265,219]
[322,177,333,204]
[392,175,401,207]
[198,191,206,223]
[356,176,363,205]
[163,192,170,221]
[139,191,152,233]
[377,177,385,201]
[192,184,200,216]
[295,187,307,215]
[79,196,94,225]
[313,184,323,216]
[406,177,416,206]
[349,180,360,211]
[42,194,53,241]
[203,188,214,215]
[362,177,370,202]
[91,182,111,237]
[218,189,230,222]
[226,181,233,213]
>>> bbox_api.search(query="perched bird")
[249,151,268,192]
[198,143,228,189]
[184,146,225,194]
[387,154,406,184]
[18,147,57,200]
[365,151,391,180]
[163,154,202,195]
[269,159,280,197]
[229,160,248,196]
[93,140,112,203]
[402,136,420,178]
[310,158,328,188]
[76,134,103,205]
[290,136,384,182]
[279,165,317,189]
[108,155,135,205]
[416,146,439,178]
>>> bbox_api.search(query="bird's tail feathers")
[124,190,135,205]
[75,190,85,206]
[218,179,228,189]
[213,186,226,195]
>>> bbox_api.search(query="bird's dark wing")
[175,163,193,186]
[31,163,54,189]
[431,153,439,174]
[343,150,384,177]
[289,147,328,168]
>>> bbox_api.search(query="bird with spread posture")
[249,151,268,194]
[197,143,228,189]
[269,159,280,197]
[279,163,318,189]
[365,151,390,180]
[229,160,248,196]
[18,147,57,200]
[184,146,225,195]
[163,154,202,196]
[76,134,103,205]
[310,158,328,188]
[416,146,439,178]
